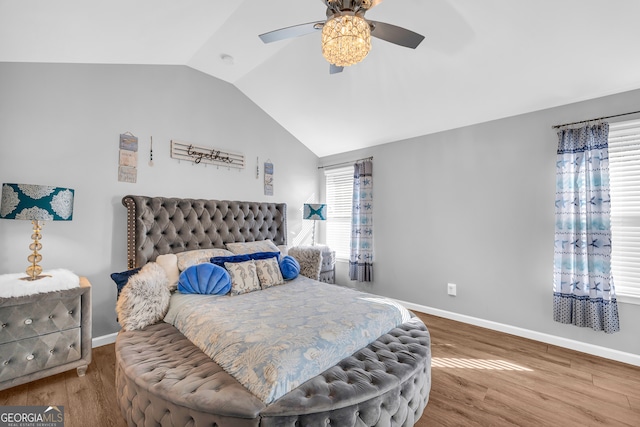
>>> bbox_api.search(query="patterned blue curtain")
[553,123,619,333]
[349,160,373,282]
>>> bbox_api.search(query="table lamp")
[1,183,74,281]
[303,203,326,246]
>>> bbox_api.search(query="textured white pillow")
[155,253,179,291]
[288,246,322,281]
[225,240,280,255]
[116,263,170,331]
[225,260,261,295]
[176,248,234,271]
[255,257,284,289]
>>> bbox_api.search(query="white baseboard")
[396,299,640,367]
[92,332,118,348]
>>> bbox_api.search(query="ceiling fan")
[259,0,425,74]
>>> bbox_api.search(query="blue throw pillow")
[249,251,281,261]
[178,263,231,295]
[211,254,251,268]
[110,267,141,299]
[279,256,300,280]
[211,252,280,271]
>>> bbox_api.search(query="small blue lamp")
[1,183,74,281]
[303,203,326,246]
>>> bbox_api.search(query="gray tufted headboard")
[122,195,287,269]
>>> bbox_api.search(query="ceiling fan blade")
[330,64,344,74]
[259,22,324,44]
[369,21,425,49]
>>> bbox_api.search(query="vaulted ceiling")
[2,0,640,157]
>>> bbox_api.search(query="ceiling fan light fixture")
[321,14,371,67]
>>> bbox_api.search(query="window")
[325,167,353,260]
[609,119,640,304]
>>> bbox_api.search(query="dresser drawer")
[319,270,335,284]
[320,250,335,271]
[0,296,81,345]
[0,328,81,382]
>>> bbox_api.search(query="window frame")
[608,119,640,305]
[324,166,353,261]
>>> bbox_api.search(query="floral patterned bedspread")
[163,275,411,404]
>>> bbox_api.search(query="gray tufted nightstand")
[0,277,92,390]
[318,247,335,284]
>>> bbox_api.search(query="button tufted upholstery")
[117,196,430,425]
[122,196,287,269]
[115,318,430,426]
[0,296,80,345]
[0,283,91,390]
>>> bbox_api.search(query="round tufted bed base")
[116,318,431,427]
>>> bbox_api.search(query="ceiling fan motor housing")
[324,0,374,16]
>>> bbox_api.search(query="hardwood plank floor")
[1,313,638,426]
[416,313,640,427]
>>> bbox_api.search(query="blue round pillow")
[178,263,231,295]
[279,255,300,280]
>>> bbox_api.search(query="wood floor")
[1,313,638,426]
[415,313,640,427]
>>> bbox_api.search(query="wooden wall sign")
[170,140,245,170]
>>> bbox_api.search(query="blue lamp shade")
[303,203,327,221]
[1,183,74,221]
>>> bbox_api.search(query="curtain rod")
[317,156,373,170]
[552,110,640,129]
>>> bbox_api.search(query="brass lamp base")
[19,220,50,281]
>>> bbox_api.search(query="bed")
[115,195,431,426]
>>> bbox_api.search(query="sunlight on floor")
[432,357,533,371]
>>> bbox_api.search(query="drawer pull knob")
[3,361,8,365]
[1,323,6,328]
[24,319,33,325]
[49,349,55,354]
[68,310,73,314]
[26,354,34,361]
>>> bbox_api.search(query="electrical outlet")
[447,283,457,296]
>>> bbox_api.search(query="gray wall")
[2,61,637,358]
[0,63,320,338]
[320,88,640,357]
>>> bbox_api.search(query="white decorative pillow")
[116,262,170,331]
[155,253,179,291]
[225,240,280,255]
[255,257,284,289]
[176,248,234,271]
[225,260,261,295]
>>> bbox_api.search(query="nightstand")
[318,246,336,284]
[0,277,92,390]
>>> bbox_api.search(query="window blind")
[608,119,640,303]
[325,167,353,260]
